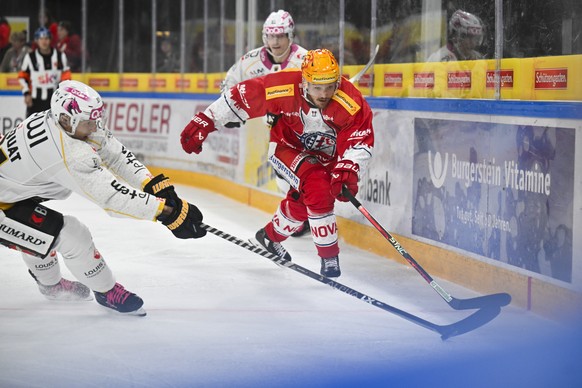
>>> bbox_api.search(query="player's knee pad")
[271,205,305,237]
[55,216,94,259]
[0,200,64,258]
[308,212,340,258]
[301,168,334,215]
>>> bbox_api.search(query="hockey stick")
[200,222,501,340]
[349,44,380,84]
[341,187,511,310]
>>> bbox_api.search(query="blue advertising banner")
[413,119,575,282]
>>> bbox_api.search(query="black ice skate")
[29,270,92,301]
[251,228,292,261]
[320,256,341,278]
[94,283,146,316]
[291,220,311,238]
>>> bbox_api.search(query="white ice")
[1,185,580,388]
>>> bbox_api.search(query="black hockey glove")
[158,198,206,239]
[143,174,176,199]
[144,174,206,239]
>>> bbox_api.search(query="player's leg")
[55,215,146,316]
[254,144,341,277]
[0,200,91,301]
[300,166,341,278]
[1,201,145,315]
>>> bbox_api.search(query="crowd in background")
[0,9,84,73]
[1,0,579,75]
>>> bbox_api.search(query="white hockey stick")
[349,44,380,83]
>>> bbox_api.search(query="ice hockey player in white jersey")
[222,9,311,236]
[427,9,485,62]
[221,9,307,92]
[0,80,206,316]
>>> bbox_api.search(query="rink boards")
[0,89,581,321]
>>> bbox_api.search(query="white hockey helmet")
[449,10,483,44]
[262,9,295,45]
[51,80,105,135]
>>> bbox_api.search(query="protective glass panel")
[155,0,181,73]
[86,0,116,72]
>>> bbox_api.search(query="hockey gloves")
[330,160,359,202]
[144,174,207,239]
[143,173,176,199]
[180,112,217,154]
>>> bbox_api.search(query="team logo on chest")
[299,108,336,156]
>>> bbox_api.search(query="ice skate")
[94,283,146,316]
[291,220,311,238]
[250,228,292,261]
[320,256,341,278]
[30,270,92,301]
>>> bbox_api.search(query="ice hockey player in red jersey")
[0,80,206,316]
[221,9,310,237]
[181,49,374,278]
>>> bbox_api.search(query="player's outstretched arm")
[144,174,206,239]
[180,113,216,154]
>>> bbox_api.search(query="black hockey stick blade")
[200,223,499,339]
[450,293,512,310]
[342,186,511,311]
[438,305,502,340]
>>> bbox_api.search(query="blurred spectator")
[56,21,83,72]
[18,27,71,116]
[0,16,11,61]
[1,31,30,72]
[427,9,485,61]
[38,8,58,44]
[157,37,180,73]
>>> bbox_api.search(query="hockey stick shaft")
[200,222,500,339]
[349,44,380,84]
[341,187,511,310]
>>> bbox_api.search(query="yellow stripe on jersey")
[265,84,294,100]
[332,90,360,116]
[0,202,14,210]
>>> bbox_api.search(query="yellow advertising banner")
[372,54,582,101]
[2,54,579,101]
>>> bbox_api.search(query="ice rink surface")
[1,185,581,388]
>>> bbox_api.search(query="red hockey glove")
[330,160,360,202]
[180,112,217,154]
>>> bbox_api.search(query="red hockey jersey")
[207,69,374,168]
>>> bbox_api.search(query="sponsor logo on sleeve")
[265,84,295,100]
[332,90,360,115]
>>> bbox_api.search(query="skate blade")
[124,307,147,317]
[98,305,147,317]
[43,294,94,302]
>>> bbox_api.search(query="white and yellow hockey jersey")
[0,110,164,221]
